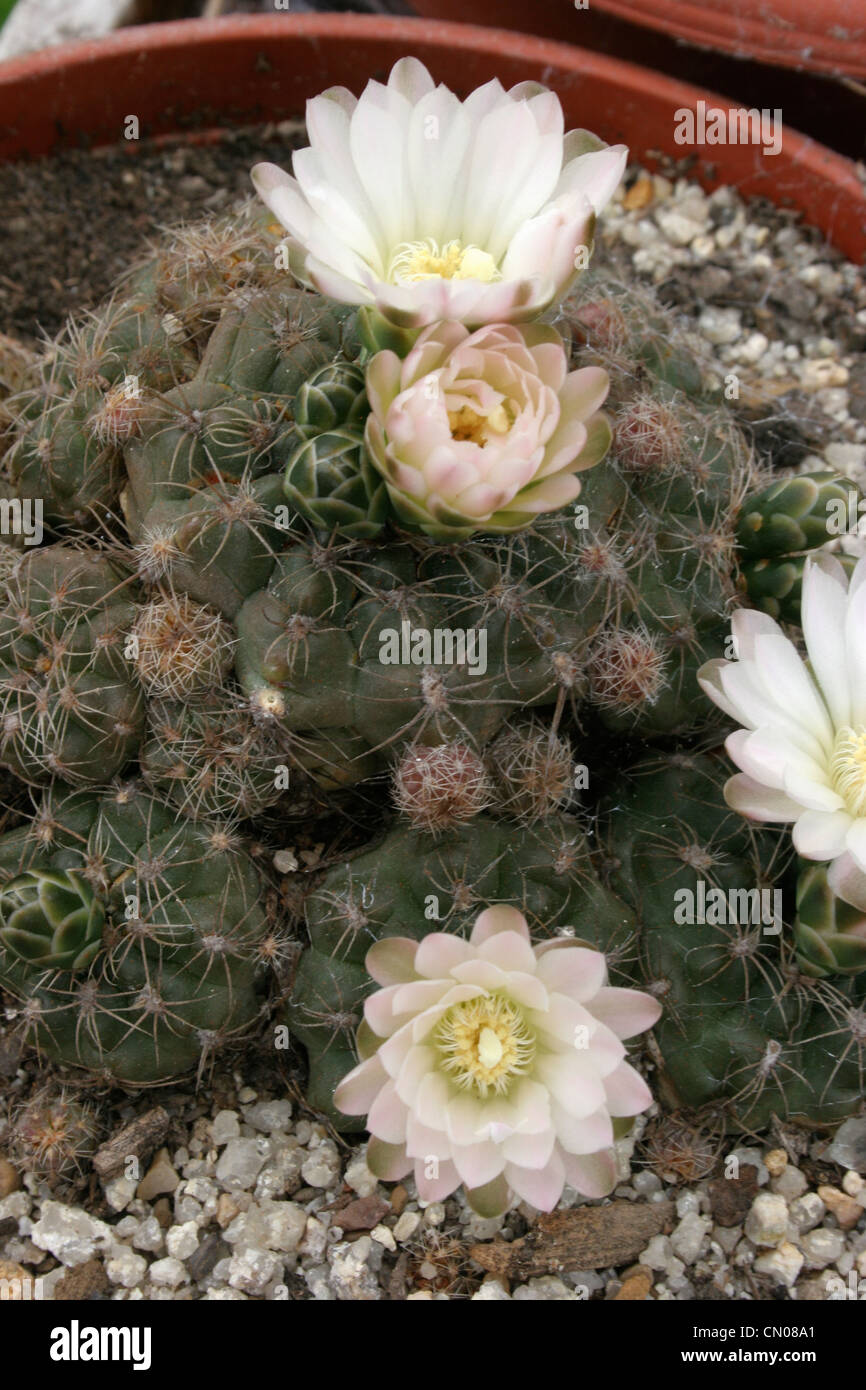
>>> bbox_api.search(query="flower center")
[435,993,535,1098]
[388,238,501,284]
[447,403,512,447]
[831,725,866,817]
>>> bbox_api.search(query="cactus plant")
[0,867,105,971]
[10,1086,103,1180]
[285,811,637,1130]
[0,544,143,787]
[600,752,866,1129]
[285,746,866,1138]
[0,782,272,1083]
[0,102,860,1180]
[794,860,866,979]
[736,471,862,622]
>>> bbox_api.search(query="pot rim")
[592,0,866,79]
[0,13,862,261]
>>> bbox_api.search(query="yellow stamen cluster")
[388,238,500,284]
[831,725,866,817]
[435,992,535,1097]
[447,402,512,447]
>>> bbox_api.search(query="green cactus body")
[54,293,199,396]
[120,287,359,617]
[736,472,855,558]
[234,531,604,787]
[736,472,861,621]
[794,861,866,978]
[283,362,386,538]
[0,545,143,786]
[141,685,287,820]
[121,379,295,616]
[6,385,127,529]
[284,428,389,540]
[286,814,635,1128]
[0,869,105,971]
[602,753,866,1128]
[0,783,271,1083]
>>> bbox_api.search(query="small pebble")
[771,1166,807,1201]
[800,1227,846,1269]
[136,1150,180,1202]
[370,1223,396,1252]
[754,1241,803,1288]
[393,1211,421,1243]
[817,1185,863,1231]
[744,1192,789,1248]
[148,1257,189,1289]
[790,1193,826,1234]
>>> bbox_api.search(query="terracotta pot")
[591,0,866,80]
[0,14,862,261]
[404,3,866,161]
[408,0,866,80]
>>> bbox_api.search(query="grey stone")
[329,1236,381,1300]
[105,1244,148,1288]
[344,1150,378,1198]
[215,1139,268,1191]
[186,1233,229,1283]
[771,1166,808,1201]
[800,1227,846,1270]
[744,1193,788,1247]
[754,1241,803,1288]
[243,1101,293,1134]
[166,1221,199,1261]
[227,1246,282,1297]
[790,1193,826,1234]
[671,1212,712,1265]
[148,1257,189,1288]
[827,1118,866,1173]
[224,1199,306,1255]
[513,1276,583,1301]
[471,1279,512,1300]
[211,1111,241,1146]
[30,1201,114,1267]
[301,1141,340,1190]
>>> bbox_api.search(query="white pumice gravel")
[1,1085,864,1300]
[599,165,866,497]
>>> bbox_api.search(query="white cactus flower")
[252,57,627,329]
[699,554,866,909]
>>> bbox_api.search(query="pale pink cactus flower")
[334,905,661,1215]
[364,320,612,538]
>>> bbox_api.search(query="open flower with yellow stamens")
[699,554,866,912]
[251,56,626,329]
[334,905,660,1215]
[364,319,611,539]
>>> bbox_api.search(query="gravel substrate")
[1,126,865,1301]
[1,1077,865,1301]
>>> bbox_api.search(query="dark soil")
[0,122,306,347]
